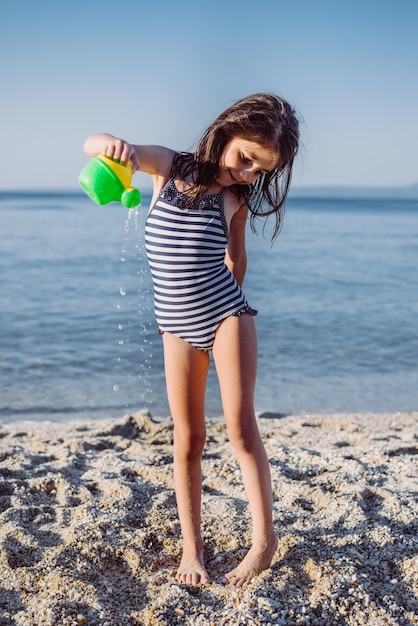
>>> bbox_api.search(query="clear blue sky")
[1,0,417,191]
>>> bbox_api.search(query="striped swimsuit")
[144,178,257,351]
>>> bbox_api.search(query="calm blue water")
[1,192,417,423]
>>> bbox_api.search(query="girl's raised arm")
[83,133,176,181]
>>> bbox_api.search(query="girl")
[84,93,299,586]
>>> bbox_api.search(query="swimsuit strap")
[160,178,225,212]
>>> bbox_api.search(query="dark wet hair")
[171,93,300,241]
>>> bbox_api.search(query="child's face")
[217,138,279,187]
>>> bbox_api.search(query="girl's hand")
[102,137,140,171]
[84,133,140,171]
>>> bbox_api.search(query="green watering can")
[79,155,141,208]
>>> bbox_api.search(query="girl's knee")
[226,417,259,454]
[174,425,206,461]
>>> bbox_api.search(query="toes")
[222,571,252,587]
[175,571,210,586]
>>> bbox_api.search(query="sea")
[1,191,417,423]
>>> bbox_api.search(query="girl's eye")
[241,153,252,164]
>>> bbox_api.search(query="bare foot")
[175,549,210,586]
[221,534,278,587]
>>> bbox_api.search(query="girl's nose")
[240,168,257,184]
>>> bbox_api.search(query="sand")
[0,409,417,626]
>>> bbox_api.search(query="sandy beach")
[0,409,417,625]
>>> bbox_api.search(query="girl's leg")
[162,332,211,585]
[213,314,277,586]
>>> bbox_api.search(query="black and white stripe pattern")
[145,179,256,350]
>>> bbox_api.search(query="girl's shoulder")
[224,186,249,212]
[139,146,177,201]
[223,187,249,231]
